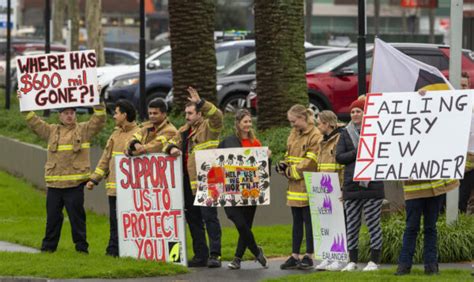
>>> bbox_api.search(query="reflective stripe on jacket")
[128,118,178,154]
[165,100,223,194]
[284,126,321,207]
[402,179,459,200]
[25,104,106,188]
[90,122,140,196]
[317,129,344,185]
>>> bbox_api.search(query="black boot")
[394,264,411,276]
[370,249,381,264]
[424,263,439,275]
[349,249,358,263]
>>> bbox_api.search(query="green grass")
[0,170,292,278]
[0,89,290,162]
[264,268,473,282]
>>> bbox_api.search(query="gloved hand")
[275,161,288,174]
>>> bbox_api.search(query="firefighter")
[86,99,140,257]
[22,92,106,253]
[276,104,321,270]
[166,87,224,267]
[126,98,178,156]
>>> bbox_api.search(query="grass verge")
[264,268,473,282]
[0,170,292,278]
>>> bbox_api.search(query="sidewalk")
[0,241,472,282]
[0,241,39,254]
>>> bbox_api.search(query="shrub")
[357,213,474,263]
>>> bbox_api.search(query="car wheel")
[308,99,325,117]
[222,94,247,114]
[146,91,168,106]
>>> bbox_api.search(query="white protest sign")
[16,50,99,111]
[115,154,187,266]
[354,90,474,181]
[469,109,474,153]
[194,147,270,207]
[304,172,348,262]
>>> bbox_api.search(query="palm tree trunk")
[255,0,307,129]
[169,0,217,112]
[86,0,105,66]
[52,0,65,43]
[67,0,80,51]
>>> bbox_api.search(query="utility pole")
[357,0,366,96]
[139,0,147,120]
[446,0,464,225]
[43,0,51,117]
[5,0,11,109]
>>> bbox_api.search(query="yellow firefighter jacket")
[128,118,178,154]
[284,125,322,207]
[165,100,223,195]
[317,129,344,185]
[25,105,106,188]
[89,121,140,196]
[402,179,459,200]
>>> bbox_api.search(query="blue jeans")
[398,195,443,267]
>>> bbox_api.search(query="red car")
[306,43,474,119]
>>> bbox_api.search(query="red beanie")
[350,96,366,111]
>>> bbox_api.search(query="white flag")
[370,38,453,93]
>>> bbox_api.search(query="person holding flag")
[371,38,459,276]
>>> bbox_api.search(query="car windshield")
[312,49,358,73]
[218,52,256,76]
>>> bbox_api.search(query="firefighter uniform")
[25,105,106,253]
[89,121,140,256]
[165,100,223,263]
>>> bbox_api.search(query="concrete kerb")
[0,260,472,282]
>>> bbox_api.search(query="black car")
[105,40,257,112]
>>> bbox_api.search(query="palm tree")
[254,0,307,129]
[168,0,217,112]
[86,0,105,66]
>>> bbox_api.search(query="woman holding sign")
[276,104,321,270]
[218,109,268,270]
[312,110,346,271]
[335,97,385,272]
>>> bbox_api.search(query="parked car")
[305,43,474,119]
[104,40,261,111]
[99,40,257,98]
[246,43,474,119]
[217,48,351,113]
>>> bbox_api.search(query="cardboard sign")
[16,50,99,111]
[194,147,270,207]
[354,90,474,181]
[115,154,187,266]
[304,172,348,262]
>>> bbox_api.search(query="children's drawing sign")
[354,90,474,181]
[194,147,270,207]
[115,154,187,266]
[16,50,99,111]
[304,172,348,262]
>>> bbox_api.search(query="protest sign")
[194,147,270,207]
[16,50,99,111]
[304,172,348,262]
[354,90,474,181]
[115,154,187,266]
